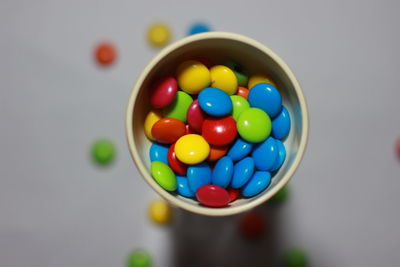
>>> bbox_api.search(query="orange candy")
[95,42,116,66]
[207,145,229,161]
[236,86,249,100]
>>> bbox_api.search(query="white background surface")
[1,0,400,266]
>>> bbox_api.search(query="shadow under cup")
[126,32,309,216]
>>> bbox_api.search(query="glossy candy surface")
[198,87,232,117]
[227,137,253,162]
[252,137,278,171]
[230,95,250,120]
[207,145,229,161]
[175,134,210,164]
[272,106,291,140]
[231,157,255,188]
[163,91,193,122]
[150,76,177,108]
[149,143,169,164]
[222,60,248,86]
[150,161,177,191]
[236,86,249,99]
[176,60,211,94]
[248,83,282,118]
[248,73,276,88]
[196,185,230,207]
[144,110,162,141]
[202,116,237,146]
[227,188,240,202]
[270,139,286,172]
[176,175,195,197]
[151,118,186,144]
[186,99,206,133]
[211,156,234,188]
[187,162,212,192]
[241,171,271,197]
[209,65,238,95]
[167,144,187,175]
[236,108,271,143]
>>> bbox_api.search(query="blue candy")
[227,137,253,162]
[271,106,291,140]
[248,83,282,118]
[241,171,271,197]
[231,157,255,188]
[252,137,278,171]
[198,87,232,117]
[187,162,212,192]
[176,175,195,197]
[270,140,286,172]
[188,22,211,35]
[211,156,233,188]
[149,143,169,164]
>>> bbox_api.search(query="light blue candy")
[188,22,211,35]
[149,143,169,164]
[241,171,271,197]
[211,156,233,188]
[227,137,253,162]
[272,106,291,140]
[198,87,232,117]
[248,83,282,118]
[187,162,211,192]
[231,157,255,188]
[176,175,195,198]
[252,137,278,171]
[270,140,286,172]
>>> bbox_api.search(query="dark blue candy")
[187,162,212,192]
[252,137,278,171]
[211,156,233,188]
[231,157,255,188]
[271,106,291,140]
[241,171,271,197]
[149,143,169,164]
[176,175,195,197]
[227,137,253,162]
[270,140,286,172]
[198,87,232,117]
[248,83,282,118]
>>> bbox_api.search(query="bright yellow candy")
[148,199,172,225]
[176,60,211,94]
[248,74,277,89]
[210,65,238,95]
[144,109,163,140]
[147,23,171,47]
[175,134,210,164]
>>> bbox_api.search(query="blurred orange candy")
[95,42,117,66]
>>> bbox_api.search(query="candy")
[207,145,229,161]
[248,73,276,89]
[396,138,400,160]
[241,171,271,197]
[227,137,253,162]
[196,185,230,207]
[176,60,211,94]
[236,86,249,100]
[150,161,177,191]
[252,137,278,171]
[126,249,152,267]
[150,76,178,108]
[163,91,193,122]
[149,143,169,164]
[231,157,255,188]
[151,118,186,144]
[222,60,248,86]
[167,144,187,175]
[188,22,211,35]
[211,156,234,188]
[227,188,240,202]
[198,87,232,116]
[202,116,237,146]
[187,162,212,192]
[148,199,172,225]
[271,106,291,139]
[147,23,171,47]
[144,110,163,141]
[209,65,238,95]
[248,83,282,118]
[187,99,206,133]
[282,248,308,267]
[176,175,195,197]
[175,134,210,164]
[236,108,271,143]
[185,124,196,134]
[230,95,250,120]
[91,139,115,166]
[270,139,286,172]
[94,42,116,66]
[239,212,266,239]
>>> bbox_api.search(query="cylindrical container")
[126,32,308,216]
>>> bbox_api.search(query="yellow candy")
[210,65,238,95]
[147,23,171,47]
[248,74,277,89]
[148,199,172,225]
[175,134,210,164]
[176,60,211,94]
[144,109,163,140]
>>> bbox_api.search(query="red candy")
[237,86,249,99]
[239,212,266,239]
[185,124,196,134]
[150,77,178,108]
[227,188,241,202]
[187,99,206,133]
[196,185,230,207]
[396,137,400,160]
[151,118,186,144]
[202,116,237,146]
[167,144,187,175]
[95,42,117,66]
[207,145,229,162]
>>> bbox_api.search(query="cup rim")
[126,31,309,216]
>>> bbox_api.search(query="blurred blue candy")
[270,139,286,172]
[188,22,211,35]
[177,175,195,197]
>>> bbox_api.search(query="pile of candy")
[144,59,291,208]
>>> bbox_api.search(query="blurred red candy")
[239,212,266,239]
[196,185,230,207]
[227,188,240,202]
[168,144,187,175]
[95,42,116,66]
[150,77,178,108]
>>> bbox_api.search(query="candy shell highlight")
[150,161,177,191]
[144,110,162,141]
[175,134,210,164]
[210,65,238,95]
[176,60,211,94]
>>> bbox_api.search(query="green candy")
[236,108,271,143]
[223,60,249,87]
[230,95,250,120]
[271,186,289,203]
[282,248,308,267]
[163,91,193,122]
[151,161,177,191]
[91,139,115,166]
[126,249,152,267]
